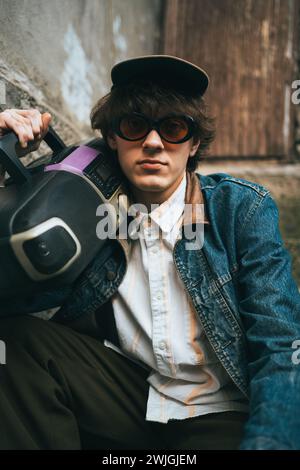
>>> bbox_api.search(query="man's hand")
[0,109,52,150]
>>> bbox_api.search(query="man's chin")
[134,184,168,193]
[131,175,169,192]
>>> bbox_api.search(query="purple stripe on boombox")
[44,146,99,175]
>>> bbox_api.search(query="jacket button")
[106,270,116,281]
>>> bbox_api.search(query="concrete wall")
[0,0,162,149]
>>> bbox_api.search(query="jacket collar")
[184,171,209,225]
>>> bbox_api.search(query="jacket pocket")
[209,271,246,339]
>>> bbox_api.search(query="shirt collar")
[128,173,186,239]
[150,173,186,234]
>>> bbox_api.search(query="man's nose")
[142,129,164,149]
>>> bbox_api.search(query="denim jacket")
[4,171,300,449]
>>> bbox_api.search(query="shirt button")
[106,270,116,281]
[156,293,162,301]
[159,341,166,350]
[151,247,158,254]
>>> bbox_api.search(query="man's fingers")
[0,109,52,148]
[17,109,44,138]
[0,112,32,147]
[41,113,52,136]
[27,113,43,137]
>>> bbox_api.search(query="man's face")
[107,114,200,203]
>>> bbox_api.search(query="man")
[0,55,300,450]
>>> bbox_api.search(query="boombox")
[0,128,126,305]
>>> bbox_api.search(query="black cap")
[111,55,209,96]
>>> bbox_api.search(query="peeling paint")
[60,24,93,123]
[113,14,128,56]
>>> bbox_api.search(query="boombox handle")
[0,126,66,184]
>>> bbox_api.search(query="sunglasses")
[112,112,196,144]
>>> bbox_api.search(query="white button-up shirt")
[106,173,248,423]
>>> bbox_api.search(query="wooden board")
[162,0,299,159]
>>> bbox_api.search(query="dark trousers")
[0,315,247,450]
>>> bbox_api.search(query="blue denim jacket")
[3,171,300,449]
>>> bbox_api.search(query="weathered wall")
[0,0,162,149]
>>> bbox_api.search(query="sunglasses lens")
[119,115,148,140]
[159,117,190,142]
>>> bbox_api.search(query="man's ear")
[189,138,200,157]
[107,132,118,150]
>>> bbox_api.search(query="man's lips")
[138,159,167,165]
[138,159,167,171]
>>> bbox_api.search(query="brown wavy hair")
[90,79,215,172]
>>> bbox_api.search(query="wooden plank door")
[162,0,299,159]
